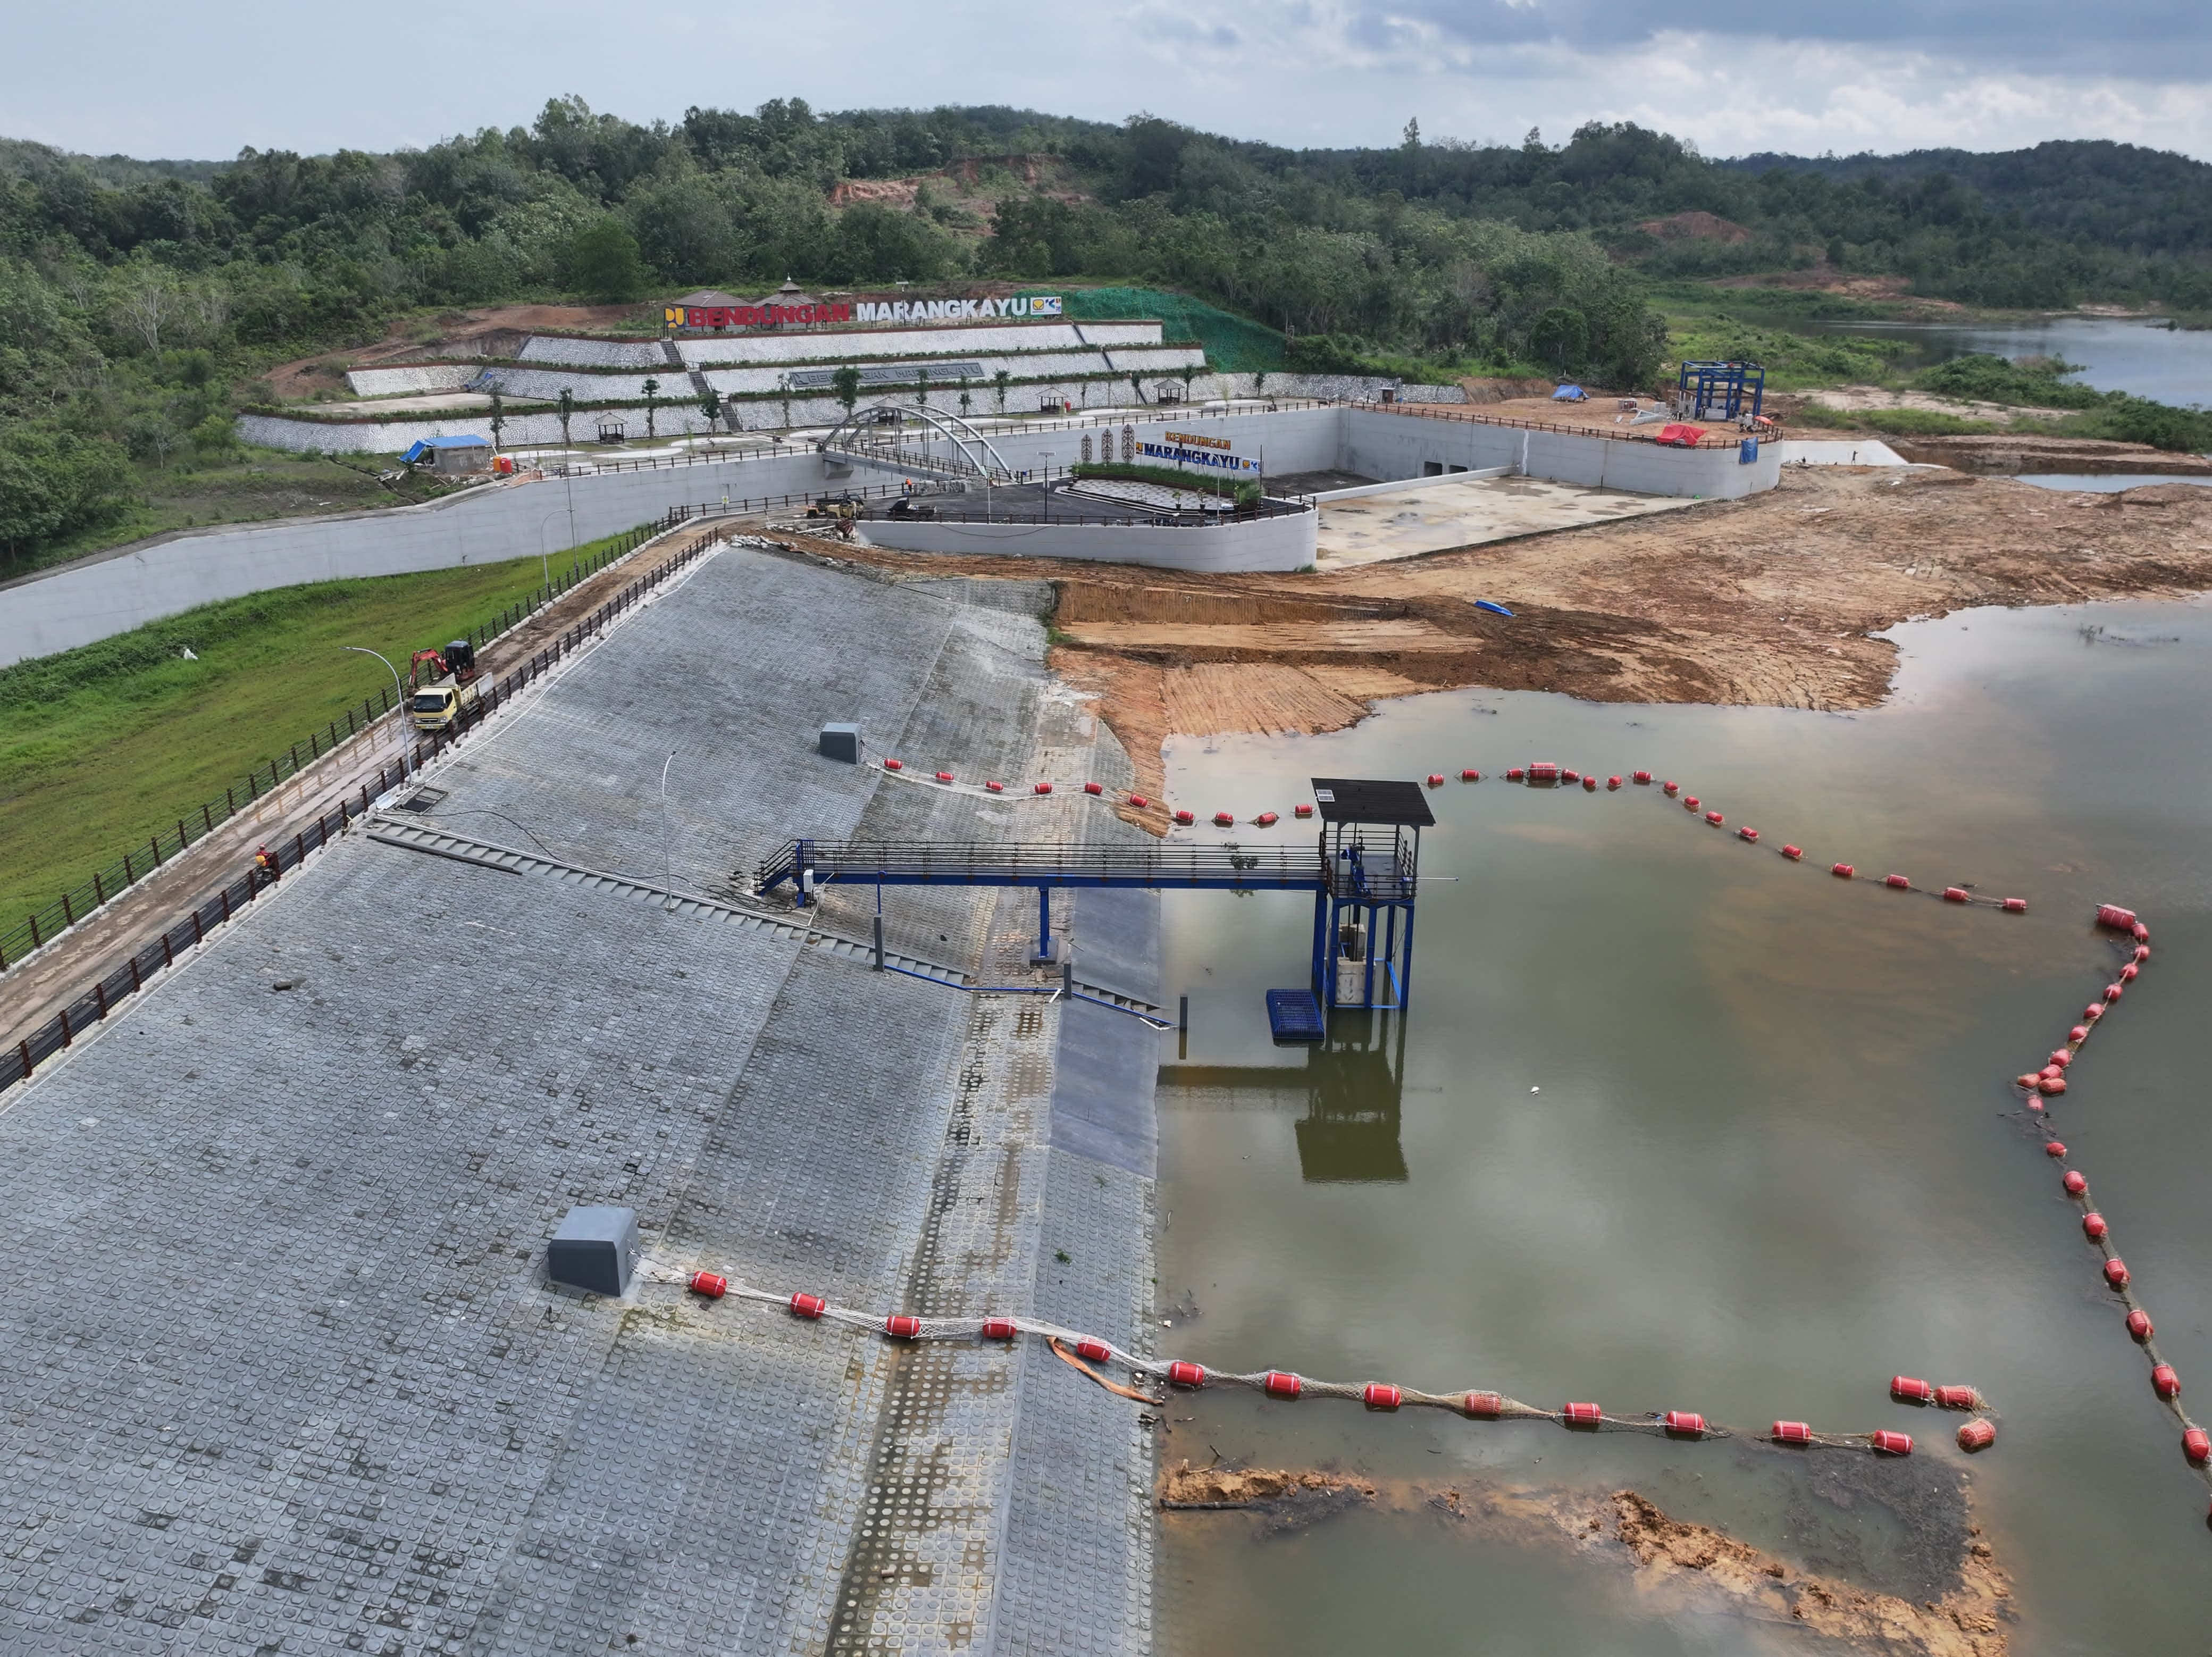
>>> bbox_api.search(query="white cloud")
[0,0,2207,162]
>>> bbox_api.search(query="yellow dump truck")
[407,640,482,733]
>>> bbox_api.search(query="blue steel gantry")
[751,775,1432,1011]
[1676,359,1766,423]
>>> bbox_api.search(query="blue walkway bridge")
[753,777,1432,1010]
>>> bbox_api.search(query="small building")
[400,434,492,475]
[595,415,626,444]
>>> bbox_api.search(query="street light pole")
[537,508,566,600]
[341,646,409,783]
[659,750,677,910]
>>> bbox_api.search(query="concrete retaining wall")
[860,506,1316,574]
[516,337,671,369]
[1342,408,1782,499]
[345,364,481,398]
[674,320,1162,367]
[0,450,832,668]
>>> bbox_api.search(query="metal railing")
[1348,398,1753,450]
[0,513,683,978]
[1,530,723,1097]
[756,839,1326,896]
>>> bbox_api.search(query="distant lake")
[1776,314,2211,406]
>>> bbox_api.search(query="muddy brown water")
[1149,596,2212,1653]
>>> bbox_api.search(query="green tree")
[1529,306,1589,373]
[641,376,660,438]
[914,366,929,407]
[488,389,506,451]
[566,218,648,302]
[700,386,723,431]
[558,387,575,450]
[992,368,1011,412]
[831,363,861,418]
[0,430,137,563]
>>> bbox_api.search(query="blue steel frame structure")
[751,777,1429,1010]
[1676,359,1766,422]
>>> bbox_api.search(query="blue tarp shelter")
[401,434,491,465]
[1551,384,1587,401]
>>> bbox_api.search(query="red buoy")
[1363,1383,1403,1411]
[1167,1361,1208,1388]
[2016,1075,2042,1091]
[982,1317,1018,1340]
[2039,1065,2064,1082]
[1263,1370,1303,1400]
[2049,1050,2072,1068]
[1507,767,1526,781]
[1738,826,1759,842]
[1782,844,1804,860]
[1663,1411,1706,1437]
[1582,775,1598,791]
[2002,898,2028,913]
[1075,1337,1112,1363]
[1529,762,1559,782]
[1212,810,1235,827]
[2185,1428,2210,1465]
[2105,982,2124,1001]
[1705,810,1724,825]
[2064,1170,2088,1196]
[1685,796,1700,810]
[2040,1075,2068,1096]
[1891,1376,1934,1404]
[2121,963,2139,983]
[1934,1385,1980,1410]
[2045,1140,2068,1158]
[1174,809,1196,825]
[2083,1212,2108,1239]
[1663,781,1679,794]
[2151,1363,2180,1399]
[985,780,1004,792]
[2133,922,2149,942]
[1833,863,1855,878]
[1129,794,1150,809]
[1083,781,1104,796]
[1561,768,1580,783]
[1034,782,1053,794]
[2084,1004,2104,1022]
[1293,803,1312,817]
[1461,768,1481,781]
[883,758,903,771]
[689,1271,727,1299]
[1772,1420,1814,1446]
[1562,1401,1603,1427]
[1464,1391,1504,1419]
[2105,1259,2131,1289]
[1957,1419,1997,1452]
[1607,775,1622,790]
[886,1315,923,1340]
[2096,904,2138,932]
[1633,771,1653,784]
[791,1293,827,1319]
[1884,873,1911,890]
[935,771,956,784]
[1943,886,1970,903]
[1428,774,1445,787]
[1255,811,1279,827]
[2128,1309,2154,1340]
[1870,1430,1914,1457]
[2134,945,2151,962]
[2069,1026,2089,1043]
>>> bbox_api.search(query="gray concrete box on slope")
[820,722,861,762]
[547,1205,640,1296]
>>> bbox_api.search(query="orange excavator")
[407,639,481,733]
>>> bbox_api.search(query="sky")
[3,0,2208,163]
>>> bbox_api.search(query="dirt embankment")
[1883,434,2212,475]
[798,471,2212,810]
[1160,1462,2012,1657]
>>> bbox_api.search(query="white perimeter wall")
[860,509,1316,574]
[674,321,1162,366]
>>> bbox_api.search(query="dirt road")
[787,470,2212,809]
[0,526,718,1058]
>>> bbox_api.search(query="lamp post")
[341,647,409,782]
[659,750,677,910]
[537,508,566,600]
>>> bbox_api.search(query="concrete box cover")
[547,1204,640,1296]
[819,722,861,763]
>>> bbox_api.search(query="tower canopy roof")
[1308,779,1435,826]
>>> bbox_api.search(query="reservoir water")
[1151,597,2212,1652]
[1781,314,2212,407]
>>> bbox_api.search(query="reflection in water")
[1161,1008,1410,1183]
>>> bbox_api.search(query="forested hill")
[6,99,2212,572]
[1716,139,2212,256]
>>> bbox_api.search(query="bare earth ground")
[785,471,2212,812]
[261,303,655,399]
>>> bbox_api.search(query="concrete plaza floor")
[0,546,1162,1656]
[1314,473,1694,568]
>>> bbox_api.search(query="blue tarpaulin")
[401,435,490,464]
[1551,384,1587,401]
